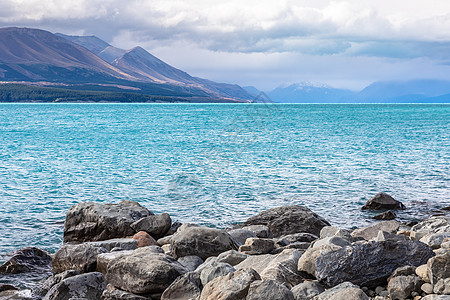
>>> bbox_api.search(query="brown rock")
[133,231,158,248]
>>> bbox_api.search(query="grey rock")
[240,205,330,238]
[416,264,430,282]
[34,270,79,297]
[63,200,152,243]
[200,268,260,300]
[387,275,422,300]
[373,231,407,242]
[260,249,303,288]
[297,244,341,277]
[171,226,238,260]
[166,221,182,236]
[361,193,405,210]
[276,233,319,246]
[422,282,434,294]
[427,252,450,286]
[87,238,138,251]
[131,213,172,239]
[216,250,248,266]
[272,242,310,254]
[319,227,352,241]
[226,229,256,245]
[0,247,51,274]
[312,236,351,248]
[313,282,369,300]
[291,281,325,300]
[389,265,416,280]
[157,235,173,246]
[434,278,450,294]
[178,256,204,272]
[0,285,18,292]
[411,216,450,241]
[420,233,450,249]
[238,238,274,255]
[240,225,272,238]
[0,289,33,300]
[422,295,450,300]
[161,272,202,300]
[372,210,397,220]
[351,221,400,241]
[315,240,435,288]
[246,280,294,300]
[234,254,274,275]
[101,284,150,299]
[200,262,235,285]
[96,250,134,274]
[43,272,106,300]
[53,243,108,274]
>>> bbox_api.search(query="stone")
[373,211,397,220]
[434,278,450,294]
[178,255,204,272]
[276,233,319,246]
[157,235,173,246]
[240,205,330,238]
[260,249,303,288]
[43,272,106,300]
[240,225,272,238]
[291,281,325,300]
[101,284,149,300]
[234,254,274,274]
[361,193,406,210]
[162,244,172,254]
[171,226,238,260]
[411,216,450,241]
[87,238,138,251]
[246,280,295,300]
[200,268,260,300]
[427,252,450,285]
[53,243,108,274]
[200,262,235,285]
[132,231,158,248]
[167,221,182,235]
[63,200,152,243]
[161,272,202,300]
[422,295,450,300]
[416,264,430,282]
[297,244,341,277]
[0,285,18,292]
[34,270,79,297]
[319,227,352,241]
[96,250,134,274]
[420,233,450,249]
[106,247,187,294]
[389,265,416,280]
[422,283,434,294]
[216,250,248,266]
[0,290,33,300]
[226,229,256,245]
[312,236,351,248]
[238,238,274,255]
[351,221,400,241]
[387,275,422,300]
[315,240,435,288]
[374,231,407,242]
[272,242,310,254]
[0,247,51,275]
[314,282,369,300]
[131,213,172,239]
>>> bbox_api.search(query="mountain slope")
[268,83,355,103]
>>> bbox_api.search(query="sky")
[1,0,450,91]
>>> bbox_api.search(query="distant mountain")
[243,86,262,97]
[268,83,355,103]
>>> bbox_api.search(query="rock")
[422,283,434,294]
[410,216,450,241]
[167,221,183,236]
[361,193,405,210]
[157,235,173,246]
[313,236,351,248]
[291,281,325,300]
[387,275,422,300]
[200,262,235,285]
[319,227,352,241]
[200,268,260,300]
[238,238,274,255]
[272,242,311,254]
[0,290,33,300]
[314,282,369,300]
[106,247,187,294]
[131,213,172,239]
[315,240,435,288]
[240,205,330,238]
[216,250,248,266]
[53,243,108,274]
[428,252,450,294]
[373,211,397,220]
[351,221,400,241]
[96,250,135,274]
[162,244,172,254]
[420,233,450,249]
[161,272,202,300]
[0,247,51,274]
[422,295,450,300]
[0,285,18,292]
[434,278,450,295]
[171,226,238,260]
[178,255,204,272]
[43,272,106,300]
[240,225,272,238]
[246,280,294,300]
[101,284,149,300]
[259,249,303,288]
[389,265,416,280]
[34,270,79,297]
[226,229,256,245]
[63,200,152,243]
[297,244,342,277]
[276,233,319,246]
[374,231,407,242]
[416,264,430,282]
[87,238,138,251]
[132,231,158,248]
[234,254,274,275]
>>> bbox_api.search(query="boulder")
[96,250,135,274]
[131,213,172,239]
[422,295,450,300]
[226,229,256,245]
[240,205,330,238]
[372,211,397,220]
[106,247,187,294]
[291,281,325,300]
[0,289,33,300]
[34,270,79,297]
[157,235,173,246]
[416,264,430,282]
[200,268,260,300]
[178,255,204,272]
[387,275,422,300]
[427,252,450,294]
[171,226,238,260]
[234,254,274,275]
[216,250,248,266]
[87,238,138,251]
[373,231,407,243]
[315,240,435,288]
[63,200,152,243]
[410,216,450,241]
[351,221,400,241]
[238,238,274,255]
[101,284,150,300]
[276,233,319,246]
[420,233,450,249]
[200,262,235,285]
[0,285,18,292]
[389,265,416,280]
[0,247,51,274]
[246,280,295,300]
[312,236,351,249]
[132,231,158,248]
[240,225,272,238]
[314,282,369,300]
[53,243,108,274]
[43,272,106,300]
[167,221,183,235]
[319,227,352,241]
[422,283,434,294]
[297,244,342,277]
[272,242,310,254]
[259,249,303,288]
[361,193,405,210]
[161,272,202,300]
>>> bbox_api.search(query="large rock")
[361,193,405,210]
[410,216,450,241]
[101,284,149,300]
[34,270,79,298]
[131,213,172,239]
[53,243,108,274]
[420,233,450,249]
[87,238,138,251]
[43,272,106,300]
[246,280,294,300]
[63,200,152,243]
[171,226,238,260]
[259,249,303,288]
[238,238,274,255]
[297,244,341,277]
[161,272,202,300]
[106,247,187,294]
[291,281,325,300]
[226,229,256,245]
[387,275,422,300]
[200,262,235,285]
[0,247,51,274]
[276,233,319,246]
[315,240,435,288]
[240,205,330,238]
[313,282,369,300]
[234,254,275,275]
[351,221,400,241]
[200,268,260,300]
[240,225,272,238]
[178,255,204,272]
[427,252,450,294]
[96,250,135,274]
[216,250,248,266]
[422,296,450,300]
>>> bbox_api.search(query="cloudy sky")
[1,0,450,90]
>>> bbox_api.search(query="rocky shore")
[1,193,449,300]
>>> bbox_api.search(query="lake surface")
[0,103,449,261]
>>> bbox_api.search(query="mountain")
[268,83,355,103]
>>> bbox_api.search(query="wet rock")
[351,221,400,241]
[101,284,150,300]
[427,252,450,294]
[361,193,405,210]
[410,216,450,241]
[260,249,303,288]
[171,226,238,260]
[161,272,202,300]
[297,244,341,277]
[240,205,330,238]
[63,200,152,243]
[387,275,422,300]
[43,272,106,300]
[420,233,450,249]
[314,282,369,300]
[106,247,187,294]
[315,240,435,288]
[246,279,294,300]
[131,213,172,239]
[200,268,260,300]
[178,255,204,272]
[373,211,397,220]
[87,238,138,251]
[53,243,108,274]
[276,233,319,246]
[0,247,51,274]
[226,229,256,245]
[240,225,272,238]
[200,262,235,285]
[239,238,274,255]
[34,270,79,297]
[291,280,325,300]
[216,250,248,266]
[132,231,158,248]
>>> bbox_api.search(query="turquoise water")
[0,103,449,259]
